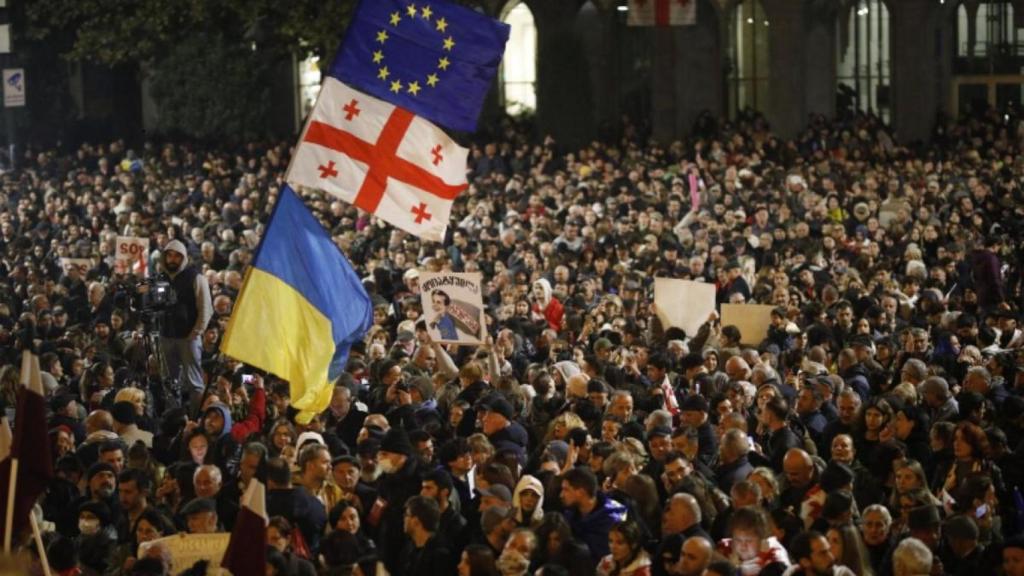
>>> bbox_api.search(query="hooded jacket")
[532,279,564,331]
[512,474,544,527]
[205,403,240,475]
[565,493,628,559]
[161,239,213,339]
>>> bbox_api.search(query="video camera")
[114,278,177,313]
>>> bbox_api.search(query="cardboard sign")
[115,235,150,276]
[721,303,775,346]
[654,278,716,339]
[419,271,485,344]
[138,533,230,575]
[59,258,93,277]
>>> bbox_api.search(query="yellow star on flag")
[421,5,432,19]
[436,17,447,32]
[389,11,401,26]
[376,30,389,43]
[443,36,455,51]
[378,66,390,80]
[390,80,403,93]
[426,73,439,87]
[438,56,450,70]
[407,81,421,96]
[372,50,384,64]
[406,3,417,17]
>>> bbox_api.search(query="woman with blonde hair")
[543,412,586,445]
[749,467,780,509]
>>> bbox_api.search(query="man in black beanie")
[374,428,426,575]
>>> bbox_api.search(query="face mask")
[79,518,100,536]
[378,458,397,474]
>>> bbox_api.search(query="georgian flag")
[627,0,697,26]
[221,479,268,575]
[286,77,469,243]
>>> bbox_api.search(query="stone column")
[672,0,725,136]
[761,0,807,138]
[889,0,942,142]
[526,0,596,146]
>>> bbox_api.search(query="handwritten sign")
[419,272,485,344]
[138,533,230,575]
[115,236,149,276]
[654,278,716,339]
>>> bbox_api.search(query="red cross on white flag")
[627,0,696,26]
[286,78,469,242]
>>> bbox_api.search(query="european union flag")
[330,0,509,133]
[221,185,372,423]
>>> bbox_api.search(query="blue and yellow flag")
[221,185,372,423]
[330,0,509,133]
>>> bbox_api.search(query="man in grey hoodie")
[159,239,212,411]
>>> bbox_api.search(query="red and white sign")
[115,236,149,277]
[628,0,696,26]
[286,78,469,243]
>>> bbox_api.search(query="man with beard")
[70,463,121,537]
[158,239,212,410]
[374,429,425,575]
[788,530,855,576]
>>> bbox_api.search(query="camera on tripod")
[115,278,177,313]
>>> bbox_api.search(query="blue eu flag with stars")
[330,0,510,133]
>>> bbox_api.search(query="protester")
[2,107,1023,576]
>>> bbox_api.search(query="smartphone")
[975,504,988,519]
[241,374,254,385]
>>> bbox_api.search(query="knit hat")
[78,501,111,525]
[380,429,413,456]
[86,462,116,481]
[820,462,855,492]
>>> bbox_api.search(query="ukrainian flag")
[221,185,372,423]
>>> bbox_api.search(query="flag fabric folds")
[627,0,697,26]
[287,78,469,242]
[220,185,373,423]
[331,0,509,132]
[222,479,268,575]
[0,350,54,545]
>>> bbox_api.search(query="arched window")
[836,0,891,121]
[298,54,322,123]
[956,1,1016,59]
[501,1,537,115]
[727,0,771,116]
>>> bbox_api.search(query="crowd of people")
[1,106,1024,576]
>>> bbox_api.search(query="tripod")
[138,310,183,413]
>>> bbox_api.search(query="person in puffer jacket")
[561,468,628,559]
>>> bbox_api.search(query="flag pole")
[3,457,18,553]
[29,512,52,576]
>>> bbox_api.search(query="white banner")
[138,533,230,575]
[654,278,716,339]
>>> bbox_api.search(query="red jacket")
[231,387,266,442]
